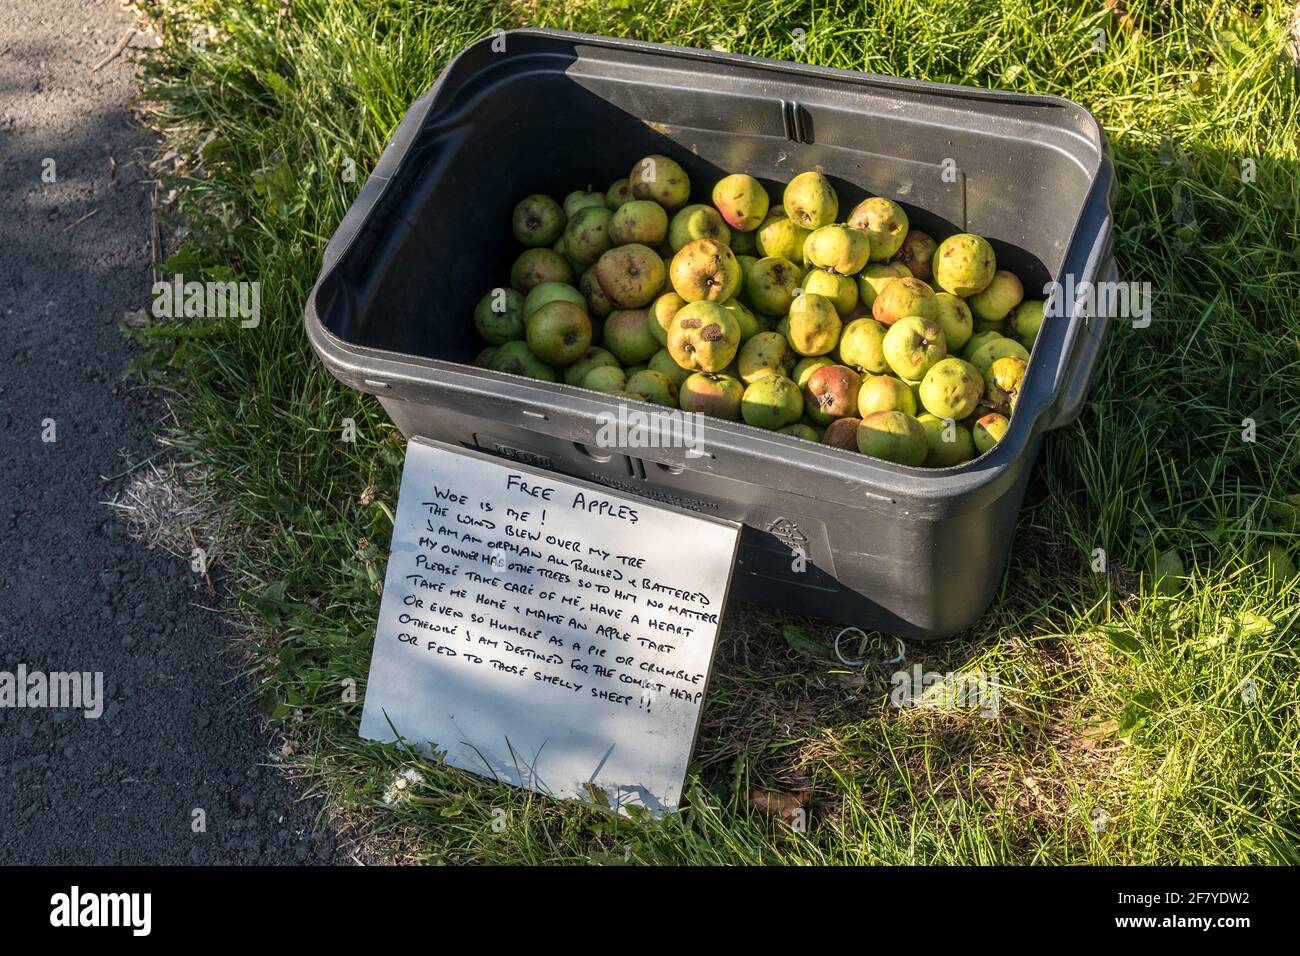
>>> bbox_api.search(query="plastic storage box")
[306,29,1116,640]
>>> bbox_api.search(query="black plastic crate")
[306,29,1116,640]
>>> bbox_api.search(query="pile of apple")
[472,155,1045,467]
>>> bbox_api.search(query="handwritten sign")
[359,439,739,816]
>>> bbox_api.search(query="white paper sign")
[359,439,740,816]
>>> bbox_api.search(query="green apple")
[857,374,917,417]
[669,238,742,302]
[786,292,842,356]
[648,291,686,346]
[666,300,741,372]
[917,413,977,467]
[629,154,691,210]
[838,317,890,374]
[1010,299,1045,346]
[510,247,573,292]
[847,196,909,261]
[679,372,744,420]
[779,423,820,442]
[609,199,669,247]
[474,287,525,345]
[972,412,1010,454]
[582,365,628,392]
[742,375,804,429]
[802,224,871,275]
[755,208,811,263]
[918,357,983,419]
[959,330,1003,361]
[564,189,606,218]
[668,203,731,251]
[603,308,661,365]
[563,205,614,268]
[802,267,859,316]
[564,346,620,387]
[730,229,757,256]
[523,281,585,320]
[783,171,839,230]
[872,276,938,326]
[512,194,566,247]
[720,297,762,341]
[793,355,835,389]
[967,270,1024,321]
[983,356,1027,413]
[967,336,1030,375]
[883,315,947,380]
[489,340,556,381]
[745,256,801,316]
[858,261,911,308]
[594,243,666,309]
[605,178,634,209]
[626,369,678,407]
[712,173,770,231]
[737,330,794,384]
[579,266,613,319]
[648,348,693,389]
[526,300,591,365]
[856,411,928,465]
[933,292,974,351]
[933,233,996,297]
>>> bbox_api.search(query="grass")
[129,0,1300,864]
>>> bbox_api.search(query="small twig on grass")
[149,179,163,285]
[99,449,166,484]
[62,209,99,232]
[91,28,137,72]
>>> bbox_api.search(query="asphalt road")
[0,0,342,864]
